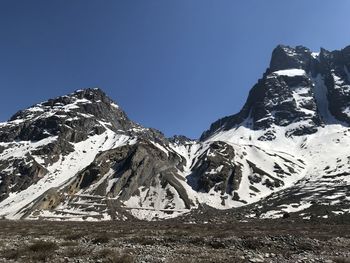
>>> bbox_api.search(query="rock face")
[1,45,350,221]
[0,89,133,143]
[200,44,350,140]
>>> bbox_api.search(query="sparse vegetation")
[0,219,348,262]
[2,248,20,261]
[94,248,134,263]
[92,234,111,244]
[61,240,79,247]
[334,257,350,263]
[64,231,86,241]
[1,240,59,262]
[242,238,263,250]
[27,240,59,253]
[63,246,88,258]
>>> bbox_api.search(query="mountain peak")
[269,44,313,72]
[71,87,110,101]
[35,87,118,110]
[1,88,133,143]
[201,44,350,141]
[9,87,122,121]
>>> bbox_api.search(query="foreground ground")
[0,217,349,263]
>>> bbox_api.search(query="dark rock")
[201,44,350,141]
[187,141,238,194]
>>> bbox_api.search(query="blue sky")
[1,0,350,138]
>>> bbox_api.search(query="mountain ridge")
[201,44,350,140]
[0,44,349,221]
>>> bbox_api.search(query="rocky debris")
[66,140,193,206]
[187,141,240,198]
[21,141,195,219]
[0,220,349,263]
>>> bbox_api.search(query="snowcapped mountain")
[201,44,350,219]
[0,44,349,221]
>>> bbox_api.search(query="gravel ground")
[0,218,349,263]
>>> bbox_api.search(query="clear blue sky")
[1,1,350,138]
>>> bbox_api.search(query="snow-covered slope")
[201,44,350,218]
[1,44,350,221]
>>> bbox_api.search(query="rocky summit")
[0,44,350,221]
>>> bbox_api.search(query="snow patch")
[311,52,319,59]
[111,102,119,109]
[273,69,306,77]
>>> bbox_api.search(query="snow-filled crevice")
[345,65,350,83]
[312,74,340,125]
